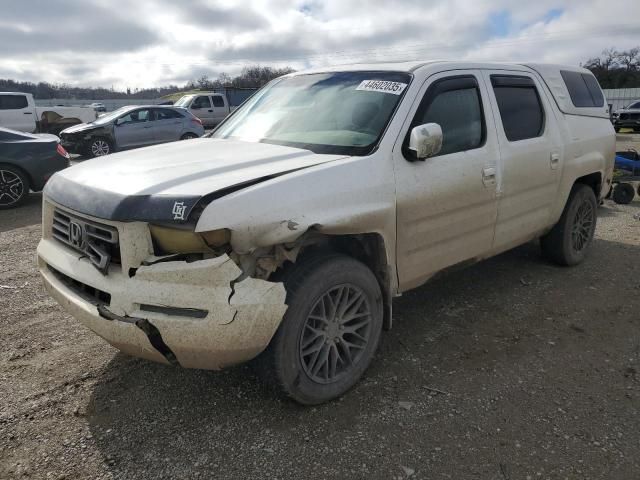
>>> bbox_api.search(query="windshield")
[91,107,130,125]
[211,71,412,155]
[174,95,194,107]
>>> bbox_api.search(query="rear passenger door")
[0,94,35,132]
[211,95,228,124]
[481,71,562,252]
[152,108,184,143]
[394,71,500,291]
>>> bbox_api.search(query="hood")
[60,122,101,134]
[44,138,347,223]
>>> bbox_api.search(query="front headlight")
[149,225,230,254]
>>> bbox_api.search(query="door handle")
[143,125,152,129]
[23,112,33,114]
[550,153,560,170]
[482,166,496,187]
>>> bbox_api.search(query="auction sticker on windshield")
[356,80,408,95]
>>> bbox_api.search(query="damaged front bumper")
[37,202,287,370]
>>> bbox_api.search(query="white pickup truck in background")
[173,89,256,127]
[0,92,97,135]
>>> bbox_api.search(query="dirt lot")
[1,168,640,479]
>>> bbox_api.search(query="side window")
[630,102,640,110]
[560,70,605,108]
[192,96,212,109]
[406,75,485,157]
[491,76,544,142]
[118,109,150,124]
[212,96,225,107]
[0,94,28,110]
[154,109,182,120]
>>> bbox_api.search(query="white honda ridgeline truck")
[38,61,614,404]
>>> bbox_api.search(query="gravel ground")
[1,148,640,479]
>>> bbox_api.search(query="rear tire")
[0,165,30,209]
[612,183,635,204]
[257,254,383,405]
[540,184,597,266]
[180,133,198,140]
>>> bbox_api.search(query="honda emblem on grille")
[69,221,85,248]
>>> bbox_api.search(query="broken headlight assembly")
[149,224,230,255]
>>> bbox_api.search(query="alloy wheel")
[0,169,25,206]
[91,140,110,156]
[571,200,594,252]
[299,284,372,384]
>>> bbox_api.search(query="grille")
[52,209,120,273]
[48,265,111,305]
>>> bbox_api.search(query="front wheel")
[258,254,384,405]
[87,137,112,157]
[0,165,30,209]
[540,184,597,266]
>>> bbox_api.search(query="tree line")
[2,49,638,101]
[0,65,295,100]
[583,47,640,89]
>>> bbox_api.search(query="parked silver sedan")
[59,105,206,158]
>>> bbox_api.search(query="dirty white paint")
[38,201,287,370]
[37,61,615,372]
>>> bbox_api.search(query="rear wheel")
[612,183,635,204]
[0,165,29,209]
[180,132,198,140]
[540,184,597,266]
[258,254,383,405]
[87,137,112,157]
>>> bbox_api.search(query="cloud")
[0,0,638,89]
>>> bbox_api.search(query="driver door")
[114,108,155,148]
[190,96,214,126]
[393,71,500,291]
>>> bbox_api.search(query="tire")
[258,254,384,405]
[540,184,597,266]
[614,127,620,133]
[180,132,198,140]
[86,137,112,157]
[612,183,635,204]
[0,165,30,209]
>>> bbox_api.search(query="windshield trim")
[210,71,413,156]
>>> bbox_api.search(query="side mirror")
[191,105,200,110]
[408,123,443,159]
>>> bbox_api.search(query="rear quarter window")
[560,70,605,108]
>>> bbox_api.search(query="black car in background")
[0,127,70,209]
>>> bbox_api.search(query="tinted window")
[628,101,640,110]
[212,96,225,107]
[154,109,182,120]
[491,77,544,141]
[560,70,604,108]
[0,94,28,110]
[581,74,605,107]
[192,96,211,109]
[415,87,484,155]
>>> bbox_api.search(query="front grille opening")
[52,209,121,272]
[48,265,111,306]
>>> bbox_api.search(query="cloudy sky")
[1,0,638,89]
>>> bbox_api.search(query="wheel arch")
[266,231,394,330]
